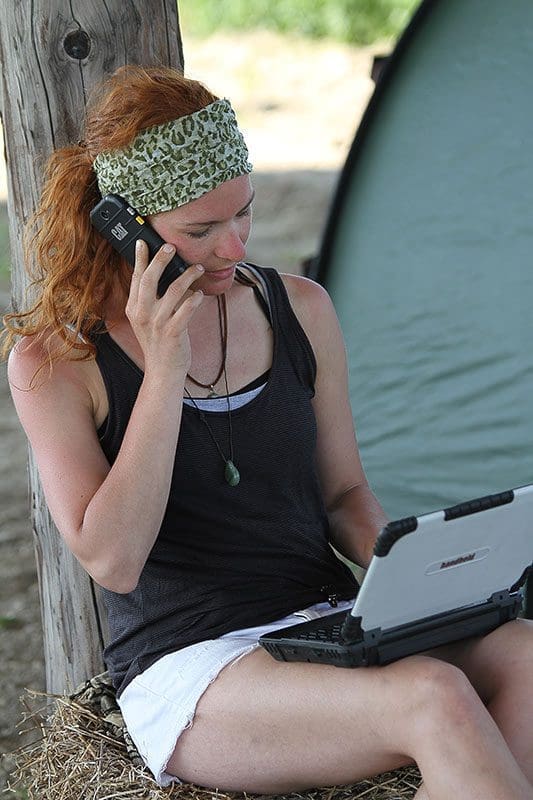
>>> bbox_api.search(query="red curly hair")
[1,65,218,363]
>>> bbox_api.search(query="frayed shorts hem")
[117,600,353,786]
[118,640,258,786]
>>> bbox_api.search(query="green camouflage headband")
[93,98,253,215]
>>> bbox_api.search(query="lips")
[204,265,235,279]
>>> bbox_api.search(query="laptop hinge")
[509,564,532,594]
[489,588,524,614]
[340,614,363,644]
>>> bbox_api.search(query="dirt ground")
[0,31,380,793]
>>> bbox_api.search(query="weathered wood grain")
[0,1,183,694]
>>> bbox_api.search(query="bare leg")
[401,618,533,800]
[167,645,533,799]
[434,618,533,784]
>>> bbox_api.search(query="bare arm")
[8,247,204,593]
[283,274,388,569]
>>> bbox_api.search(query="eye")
[237,205,253,218]
[187,227,211,239]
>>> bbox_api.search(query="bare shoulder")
[8,333,60,390]
[279,272,342,355]
[280,271,337,325]
[7,333,102,427]
[280,272,333,311]
[9,333,85,391]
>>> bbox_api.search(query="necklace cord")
[222,355,234,462]
[186,295,227,393]
[183,293,240,485]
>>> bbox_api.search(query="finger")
[134,244,185,319]
[169,288,205,331]
[165,264,205,303]
[128,239,149,304]
[159,265,205,319]
[157,263,206,312]
[136,242,179,299]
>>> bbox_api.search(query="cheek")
[177,239,214,267]
[150,224,209,265]
[240,214,252,242]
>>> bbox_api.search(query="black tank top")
[95,265,357,695]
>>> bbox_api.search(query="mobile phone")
[90,194,187,296]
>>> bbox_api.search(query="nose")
[215,224,248,263]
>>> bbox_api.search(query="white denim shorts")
[117,599,353,786]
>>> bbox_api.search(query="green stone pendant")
[224,460,240,486]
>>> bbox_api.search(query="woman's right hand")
[125,239,205,378]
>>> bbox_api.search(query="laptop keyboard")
[291,612,346,642]
[295,623,342,642]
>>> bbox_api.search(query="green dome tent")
[312,0,533,615]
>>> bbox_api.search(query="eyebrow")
[185,190,256,228]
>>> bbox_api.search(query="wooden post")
[0,1,184,694]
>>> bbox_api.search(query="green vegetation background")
[180,0,419,45]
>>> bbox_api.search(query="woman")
[3,66,533,799]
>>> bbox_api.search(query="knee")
[399,658,483,740]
